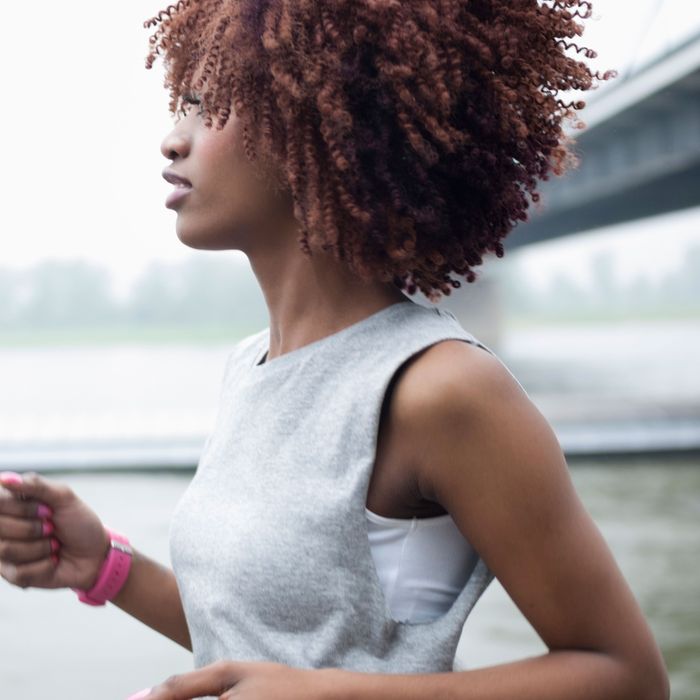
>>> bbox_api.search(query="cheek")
[197,139,248,211]
[176,158,263,249]
[200,123,249,189]
[203,145,278,224]
[176,121,291,249]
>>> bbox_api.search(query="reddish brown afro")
[144,0,616,301]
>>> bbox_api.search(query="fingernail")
[126,688,152,700]
[37,504,53,519]
[50,537,61,552]
[42,520,55,536]
[0,472,23,485]
[50,553,59,565]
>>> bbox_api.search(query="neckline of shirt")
[248,298,421,374]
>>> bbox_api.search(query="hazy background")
[0,0,699,314]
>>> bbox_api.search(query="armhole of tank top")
[363,331,499,627]
[365,332,488,513]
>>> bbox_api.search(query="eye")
[179,92,205,117]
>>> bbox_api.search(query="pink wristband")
[71,527,133,606]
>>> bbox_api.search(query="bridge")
[506,27,700,249]
[447,28,700,347]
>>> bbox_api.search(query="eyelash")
[179,93,205,117]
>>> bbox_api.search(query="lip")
[165,185,192,208]
[162,169,193,209]
[162,169,192,187]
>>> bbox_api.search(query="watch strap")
[71,527,133,606]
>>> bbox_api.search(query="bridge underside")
[505,35,700,251]
[509,156,700,249]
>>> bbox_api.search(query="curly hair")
[144,0,616,302]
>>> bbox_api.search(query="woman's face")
[159,94,294,253]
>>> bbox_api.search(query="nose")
[160,120,191,161]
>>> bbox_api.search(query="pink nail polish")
[0,472,23,485]
[50,537,61,552]
[50,553,59,565]
[42,520,55,536]
[126,688,151,700]
[37,504,53,519]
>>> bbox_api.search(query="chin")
[176,235,231,251]
[174,227,242,252]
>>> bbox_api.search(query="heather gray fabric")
[169,299,506,673]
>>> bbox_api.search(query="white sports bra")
[365,507,480,624]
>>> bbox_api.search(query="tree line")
[1,244,698,332]
[495,245,700,318]
[0,256,267,331]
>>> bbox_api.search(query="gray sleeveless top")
[169,299,503,673]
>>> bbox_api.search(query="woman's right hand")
[0,471,111,592]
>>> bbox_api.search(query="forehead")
[174,56,209,100]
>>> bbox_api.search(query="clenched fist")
[0,471,110,592]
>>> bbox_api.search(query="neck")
[246,233,408,361]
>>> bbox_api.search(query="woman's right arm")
[0,471,192,652]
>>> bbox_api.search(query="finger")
[0,513,47,540]
[0,490,47,519]
[143,660,244,700]
[125,689,152,700]
[0,471,72,510]
[0,534,58,564]
[0,472,28,501]
[0,553,58,589]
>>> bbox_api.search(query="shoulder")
[392,337,561,503]
[393,337,530,441]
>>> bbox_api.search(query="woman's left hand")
[127,660,339,700]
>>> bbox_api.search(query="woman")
[0,1,669,698]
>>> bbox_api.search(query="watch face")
[111,540,133,555]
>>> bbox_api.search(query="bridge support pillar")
[436,257,505,353]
